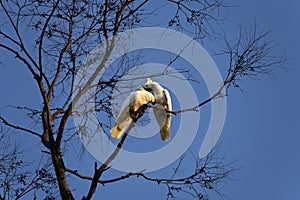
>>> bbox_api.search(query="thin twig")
[0,116,41,137]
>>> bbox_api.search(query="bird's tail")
[160,114,171,141]
[110,124,124,139]
[160,127,170,141]
[160,108,171,140]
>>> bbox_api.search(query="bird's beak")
[139,87,146,91]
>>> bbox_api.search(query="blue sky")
[0,0,300,199]
[217,0,300,199]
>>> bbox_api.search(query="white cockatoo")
[110,88,155,139]
[143,78,172,140]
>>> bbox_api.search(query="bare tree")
[0,0,286,200]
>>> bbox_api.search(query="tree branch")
[38,0,60,78]
[67,146,236,200]
[82,122,134,200]
[0,116,41,137]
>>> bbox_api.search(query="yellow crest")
[146,78,152,84]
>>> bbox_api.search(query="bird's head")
[142,78,153,92]
[142,78,162,95]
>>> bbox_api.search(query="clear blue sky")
[211,0,300,199]
[0,0,299,199]
[220,1,300,199]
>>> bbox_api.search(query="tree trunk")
[51,145,75,200]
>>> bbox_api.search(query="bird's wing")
[110,91,155,139]
[130,90,155,122]
[110,93,134,139]
[163,89,172,113]
[153,89,172,140]
[131,90,155,112]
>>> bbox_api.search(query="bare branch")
[0,116,41,138]
[220,23,288,89]
[82,122,134,200]
[167,23,287,116]
[66,146,236,200]
[166,0,229,39]
[38,0,60,77]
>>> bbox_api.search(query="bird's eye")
[143,85,151,92]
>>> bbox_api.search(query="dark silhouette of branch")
[82,122,134,200]
[0,116,41,137]
[169,83,225,115]
[166,0,229,39]
[66,145,236,200]
[221,23,288,88]
[0,128,58,199]
[166,23,287,116]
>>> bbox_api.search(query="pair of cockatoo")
[110,78,172,140]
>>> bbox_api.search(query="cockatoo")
[110,88,155,139]
[143,78,172,141]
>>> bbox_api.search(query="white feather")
[110,90,155,139]
[143,81,172,140]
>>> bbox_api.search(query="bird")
[110,87,155,139]
[143,78,172,141]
